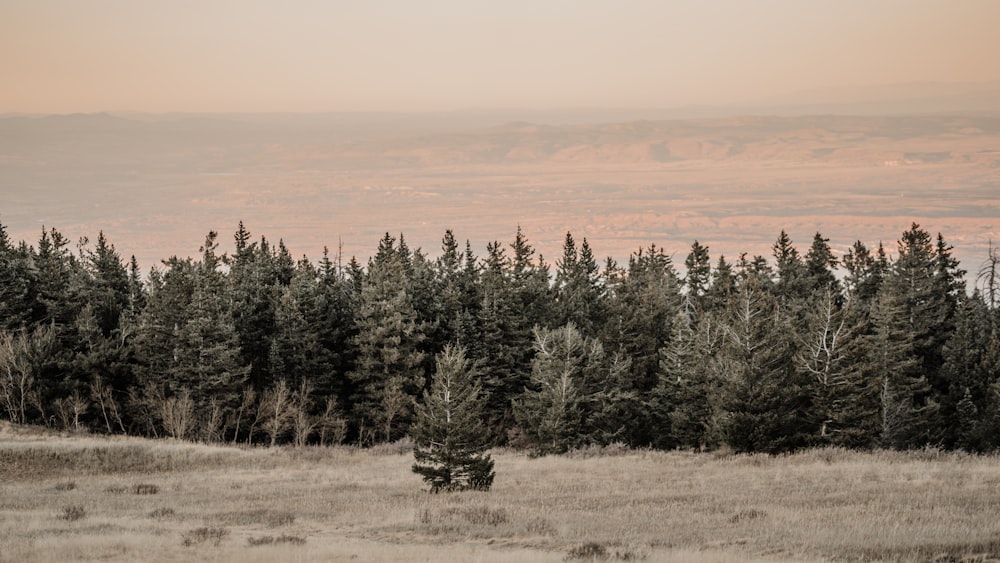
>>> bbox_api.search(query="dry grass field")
[3,422,1000,562]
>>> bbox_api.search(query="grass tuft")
[566,442,632,458]
[216,509,295,528]
[368,436,414,456]
[182,526,229,547]
[53,481,76,491]
[729,509,766,523]
[419,505,509,527]
[133,483,159,495]
[247,534,307,546]
[60,505,86,521]
[148,507,175,519]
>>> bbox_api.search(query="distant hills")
[3,112,999,170]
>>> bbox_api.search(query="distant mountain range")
[3,112,999,171]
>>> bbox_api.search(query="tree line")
[1,218,999,454]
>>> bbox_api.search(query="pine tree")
[513,323,632,453]
[271,260,335,400]
[554,233,604,336]
[132,233,249,439]
[475,229,551,442]
[804,232,840,296]
[601,245,682,445]
[705,255,736,308]
[170,233,249,429]
[842,240,887,309]
[436,230,465,346]
[509,226,554,332]
[772,230,806,302]
[940,293,1000,449]
[684,240,712,312]
[887,224,962,437]
[651,308,721,449]
[796,291,877,447]
[0,219,38,331]
[513,325,589,454]
[411,345,495,492]
[349,233,427,442]
[714,277,812,453]
[476,240,521,438]
[228,225,290,391]
[869,287,938,449]
[82,232,130,335]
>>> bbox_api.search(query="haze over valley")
[2,110,998,274]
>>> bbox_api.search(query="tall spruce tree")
[842,240,888,309]
[476,240,520,438]
[887,224,962,437]
[349,233,428,442]
[684,240,712,312]
[652,308,722,449]
[940,293,1000,449]
[869,286,938,448]
[0,219,38,331]
[513,325,587,455]
[714,276,812,453]
[228,224,291,390]
[796,291,878,447]
[772,230,807,303]
[706,255,736,308]
[270,258,344,404]
[554,233,604,336]
[804,232,840,296]
[602,245,682,445]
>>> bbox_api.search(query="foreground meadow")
[2,423,1000,562]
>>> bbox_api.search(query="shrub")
[565,542,645,561]
[566,543,608,561]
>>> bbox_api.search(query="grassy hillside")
[2,422,999,562]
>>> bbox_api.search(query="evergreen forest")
[2,218,1000,455]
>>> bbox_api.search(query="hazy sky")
[3,0,1000,113]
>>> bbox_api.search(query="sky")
[3,0,1000,114]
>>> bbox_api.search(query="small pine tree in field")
[412,345,495,492]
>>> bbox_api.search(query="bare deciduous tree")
[291,380,316,447]
[379,377,413,442]
[259,379,294,446]
[231,385,257,444]
[159,390,195,440]
[90,375,125,434]
[0,326,55,425]
[317,397,348,446]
